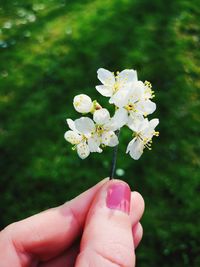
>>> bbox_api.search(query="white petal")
[136,100,156,115]
[97,68,115,85]
[112,108,128,128]
[93,108,110,124]
[126,138,144,160]
[129,81,144,102]
[88,134,102,153]
[126,137,136,153]
[138,118,149,132]
[104,120,117,131]
[108,132,119,147]
[149,118,159,129]
[117,69,138,84]
[64,130,82,144]
[102,131,119,147]
[77,142,90,159]
[142,118,159,139]
[74,117,95,135]
[110,86,131,108]
[127,116,142,132]
[129,111,144,123]
[95,85,113,97]
[66,119,77,132]
[73,94,93,113]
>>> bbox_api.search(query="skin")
[0,179,145,267]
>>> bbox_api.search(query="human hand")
[0,179,144,267]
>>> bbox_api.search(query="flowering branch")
[64,68,159,177]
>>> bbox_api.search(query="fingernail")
[106,182,131,214]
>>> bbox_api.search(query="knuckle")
[79,242,135,267]
[104,241,135,267]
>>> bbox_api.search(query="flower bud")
[93,108,110,124]
[73,94,93,113]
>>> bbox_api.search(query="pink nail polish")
[106,183,131,214]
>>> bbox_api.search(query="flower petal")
[97,68,115,85]
[110,86,131,108]
[129,112,144,123]
[136,100,156,115]
[95,85,113,97]
[88,134,102,153]
[93,108,110,124]
[142,118,159,139]
[74,117,95,134]
[127,116,142,132]
[138,118,149,132]
[102,131,119,147]
[112,108,128,128]
[77,142,90,159]
[149,118,159,129]
[117,69,138,84]
[126,138,144,160]
[64,130,82,144]
[66,119,77,132]
[129,81,144,102]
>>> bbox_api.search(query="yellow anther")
[144,80,152,89]
[96,125,104,135]
[125,103,137,112]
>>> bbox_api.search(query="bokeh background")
[1,0,200,266]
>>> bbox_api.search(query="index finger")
[0,178,107,266]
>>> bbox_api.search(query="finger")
[39,243,79,267]
[75,180,135,267]
[130,191,145,227]
[39,189,145,267]
[0,178,107,266]
[132,222,143,249]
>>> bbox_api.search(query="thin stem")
[109,129,120,180]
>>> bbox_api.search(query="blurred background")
[0,0,200,266]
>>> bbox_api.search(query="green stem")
[109,130,120,179]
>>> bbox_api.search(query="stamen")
[138,134,152,150]
[144,80,152,89]
[154,131,159,136]
[125,103,136,111]
[96,125,104,135]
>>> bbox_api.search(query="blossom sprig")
[64,68,159,162]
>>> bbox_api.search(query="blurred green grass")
[0,0,200,266]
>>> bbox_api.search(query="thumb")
[75,180,135,267]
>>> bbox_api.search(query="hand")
[0,179,144,267]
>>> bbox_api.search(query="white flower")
[64,118,102,159]
[64,108,120,158]
[96,68,137,98]
[126,118,159,160]
[111,81,156,127]
[73,94,93,113]
[93,108,119,147]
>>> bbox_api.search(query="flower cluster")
[64,68,159,160]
